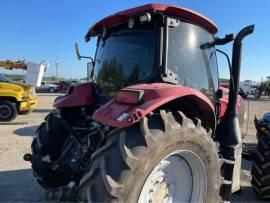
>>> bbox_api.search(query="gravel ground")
[232,97,270,203]
[0,94,269,202]
[0,93,61,202]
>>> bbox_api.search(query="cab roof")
[85,3,217,41]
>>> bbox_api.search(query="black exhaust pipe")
[217,25,254,146]
[226,25,255,122]
[216,25,254,201]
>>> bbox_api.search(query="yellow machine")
[0,60,37,122]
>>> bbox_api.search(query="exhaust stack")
[226,25,255,120]
[216,25,255,201]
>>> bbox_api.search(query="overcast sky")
[0,0,269,81]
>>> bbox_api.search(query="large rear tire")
[251,134,270,199]
[78,110,221,203]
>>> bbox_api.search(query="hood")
[11,82,32,90]
[0,81,31,92]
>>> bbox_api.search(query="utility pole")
[55,57,59,82]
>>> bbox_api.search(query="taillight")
[116,89,144,104]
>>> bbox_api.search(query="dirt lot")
[0,93,61,202]
[0,94,269,202]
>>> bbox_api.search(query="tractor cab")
[80,4,219,101]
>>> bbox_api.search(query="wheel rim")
[0,104,12,119]
[138,150,207,203]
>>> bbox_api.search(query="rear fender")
[93,83,215,128]
[53,83,96,108]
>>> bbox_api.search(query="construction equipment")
[0,60,27,70]
[0,60,47,121]
[24,4,254,202]
[254,77,270,98]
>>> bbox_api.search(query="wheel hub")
[138,150,206,203]
[151,176,170,203]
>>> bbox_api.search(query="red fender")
[54,83,95,108]
[219,87,242,118]
[93,83,215,128]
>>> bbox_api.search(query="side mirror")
[87,62,94,81]
[75,42,81,60]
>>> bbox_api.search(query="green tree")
[128,64,140,84]
[96,57,125,95]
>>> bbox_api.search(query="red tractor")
[24,4,254,202]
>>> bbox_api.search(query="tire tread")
[251,135,270,198]
[78,110,220,202]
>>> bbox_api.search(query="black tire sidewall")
[251,134,270,198]
[255,89,261,98]
[0,100,17,122]
[31,113,72,188]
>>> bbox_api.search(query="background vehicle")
[24,4,254,202]
[0,74,37,121]
[55,80,81,93]
[239,80,258,98]
[57,81,72,92]
[254,76,270,98]
[0,60,38,121]
[36,81,59,93]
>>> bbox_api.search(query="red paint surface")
[54,83,95,108]
[86,3,217,39]
[93,83,215,128]
[219,87,242,117]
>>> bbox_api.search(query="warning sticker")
[117,113,129,122]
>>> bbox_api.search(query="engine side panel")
[54,83,95,108]
[93,83,215,128]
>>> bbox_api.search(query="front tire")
[0,100,17,122]
[78,110,221,203]
[49,87,55,93]
[254,88,262,98]
[31,111,71,188]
